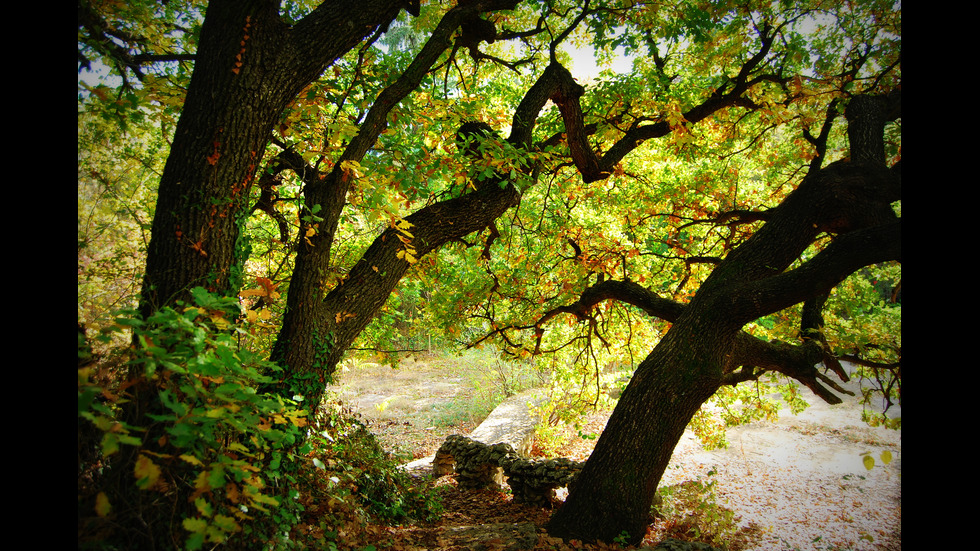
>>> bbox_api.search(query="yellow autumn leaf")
[880,450,892,464]
[248,491,280,508]
[183,306,208,317]
[286,410,308,427]
[95,492,111,517]
[862,454,875,470]
[180,454,205,466]
[194,470,213,492]
[239,287,266,298]
[134,454,161,489]
[335,311,355,323]
[210,314,232,330]
[339,160,363,178]
[194,497,213,517]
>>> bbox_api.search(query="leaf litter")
[338,358,900,550]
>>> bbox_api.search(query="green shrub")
[78,288,307,550]
[310,400,443,524]
[79,288,443,550]
[653,469,760,550]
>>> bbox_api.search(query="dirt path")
[333,356,901,550]
[326,354,499,459]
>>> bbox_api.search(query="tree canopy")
[78,0,900,547]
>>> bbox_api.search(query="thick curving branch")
[527,25,785,184]
[524,277,863,404]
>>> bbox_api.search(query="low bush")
[78,288,441,550]
[652,469,762,550]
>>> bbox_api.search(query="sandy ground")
[559,365,901,550]
[334,358,901,550]
[657,380,900,551]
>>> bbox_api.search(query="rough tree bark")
[267,25,787,393]
[546,91,901,545]
[119,2,409,547]
[138,0,406,318]
[268,0,523,396]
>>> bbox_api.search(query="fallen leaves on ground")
[349,404,900,551]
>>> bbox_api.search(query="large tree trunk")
[119,3,406,547]
[271,182,522,394]
[553,322,732,543]
[138,0,403,317]
[547,92,901,545]
[267,0,524,395]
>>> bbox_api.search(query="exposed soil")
[327,354,491,460]
[330,354,901,550]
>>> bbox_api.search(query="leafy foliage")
[653,469,761,550]
[77,105,164,331]
[79,288,308,549]
[308,401,444,525]
[78,288,444,549]
[79,0,899,545]
[79,0,900,425]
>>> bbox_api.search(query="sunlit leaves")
[78,289,311,548]
[83,7,901,533]
[134,454,162,490]
[78,107,163,330]
[861,450,895,471]
[95,492,112,517]
[392,218,419,264]
[407,0,900,443]
[823,263,901,365]
[340,159,365,179]
[241,277,279,300]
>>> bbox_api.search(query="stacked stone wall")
[433,434,584,507]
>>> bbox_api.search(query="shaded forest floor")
[328,353,901,550]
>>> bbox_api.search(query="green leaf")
[185,532,205,551]
[208,465,226,489]
[212,514,240,534]
[183,516,206,531]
